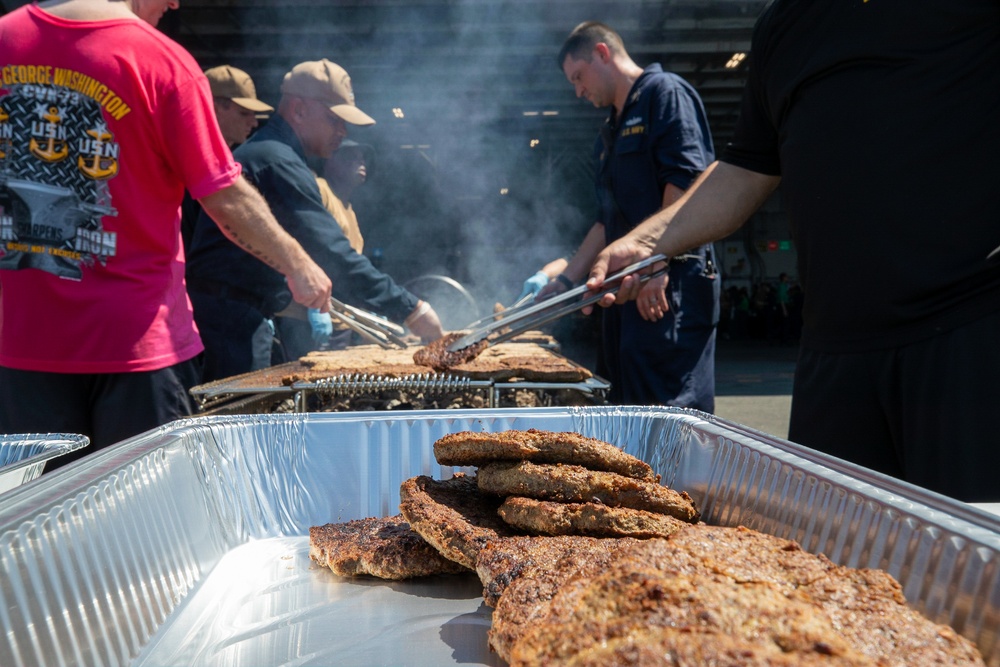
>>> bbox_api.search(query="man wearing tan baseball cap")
[182,65,276,252]
[187,59,443,378]
[204,65,274,147]
[279,59,375,127]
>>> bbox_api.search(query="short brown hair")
[557,21,626,69]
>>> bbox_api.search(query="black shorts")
[0,356,202,470]
[789,309,1000,502]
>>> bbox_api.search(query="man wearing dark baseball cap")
[187,59,443,379]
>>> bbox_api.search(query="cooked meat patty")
[797,566,985,666]
[481,534,640,661]
[412,332,488,370]
[433,429,657,481]
[398,473,519,569]
[308,515,469,580]
[498,496,689,539]
[505,525,985,667]
[474,534,638,607]
[558,626,877,667]
[509,571,871,667]
[477,460,698,521]
[657,523,840,588]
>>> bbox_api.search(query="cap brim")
[232,97,274,113]
[331,104,376,126]
[335,140,376,164]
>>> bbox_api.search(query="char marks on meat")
[498,496,690,539]
[434,428,657,481]
[500,524,985,667]
[398,473,519,569]
[477,460,698,521]
[479,535,640,660]
[509,571,873,667]
[412,332,488,370]
[308,515,469,580]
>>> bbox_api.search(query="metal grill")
[190,346,609,413]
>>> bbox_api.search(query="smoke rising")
[176,2,682,328]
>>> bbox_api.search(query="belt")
[187,277,271,316]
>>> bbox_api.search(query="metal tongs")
[327,296,410,349]
[447,254,670,352]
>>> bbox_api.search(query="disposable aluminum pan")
[0,408,998,667]
[0,433,89,494]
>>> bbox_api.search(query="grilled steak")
[475,534,638,607]
[503,524,985,667]
[447,343,591,381]
[481,534,640,660]
[309,515,469,580]
[660,523,839,588]
[510,570,871,667]
[797,566,986,666]
[477,460,698,521]
[498,496,689,539]
[412,332,488,370]
[434,429,657,481]
[398,473,518,569]
[563,627,876,667]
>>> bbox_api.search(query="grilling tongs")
[447,254,670,352]
[327,296,410,349]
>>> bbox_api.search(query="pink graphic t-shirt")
[0,5,241,373]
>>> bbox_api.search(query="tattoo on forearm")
[218,221,282,271]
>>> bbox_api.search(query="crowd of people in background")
[718,273,803,345]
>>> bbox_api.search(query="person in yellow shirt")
[288,139,379,350]
[315,139,374,254]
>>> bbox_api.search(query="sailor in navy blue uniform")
[536,21,718,409]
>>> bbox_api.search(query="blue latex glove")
[517,271,550,302]
[307,308,333,347]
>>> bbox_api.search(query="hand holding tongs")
[327,296,410,349]
[461,291,536,333]
[447,254,670,352]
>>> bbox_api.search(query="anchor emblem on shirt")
[29,104,69,162]
[77,123,119,180]
[0,106,10,160]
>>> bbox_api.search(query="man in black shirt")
[586,0,1000,501]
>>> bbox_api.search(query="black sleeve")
[720,4,782,176]
[252,153,419,323]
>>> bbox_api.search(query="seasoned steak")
[481,534,640,661]
[498,496,689,539]
[475,534,638,607]
[660,523,840,588]
[412,332,488,370]
[308,515,469,580]
[510,570,871,667]
[477,460,698,521]
[398,473,518,569]
[798,566,986,666]
[433,429,657,481]
[560,627,877,667]
[505,525,985,667]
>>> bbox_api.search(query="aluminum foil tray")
[1,408,998,667]
[0,433,89,495]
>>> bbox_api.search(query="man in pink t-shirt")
[0,0,332,466]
